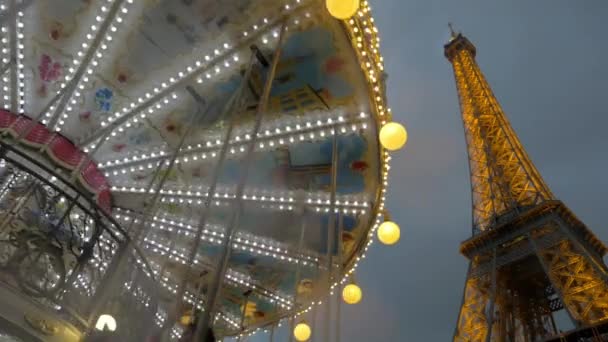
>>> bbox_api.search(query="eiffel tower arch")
[445,28,608,342]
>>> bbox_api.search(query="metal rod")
[335,214,343,342]
[269,324,275,342]
[324,130,340,342]
[289,212,308,342]
[160,51,257,342]
[194,20,288,342]
[0,60,12,77]
[87,86,211,331]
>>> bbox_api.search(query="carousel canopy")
[0,0,392,339]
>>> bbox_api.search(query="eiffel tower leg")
[555,220,608,280]
[528,219,608,327]
[528,230,580,328]
[454,260,491,342]
[485,248,497,342]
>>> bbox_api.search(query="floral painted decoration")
[94,88,114,112]
[39,54,62,82]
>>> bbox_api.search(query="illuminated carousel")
[0,0,406,341]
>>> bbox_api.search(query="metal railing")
[0,139,157,340]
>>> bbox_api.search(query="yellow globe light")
[377,221,401,245]
[294,322,312,341]
[342,284,363,304]
[95,314,117,332]
[326,0,360,20]
[180,312,193,326]
[379,122,408,151]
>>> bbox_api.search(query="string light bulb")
[377,221,401,245]
[294,322,312,341]
[342,283,363,304]
[326,0,360,20]
[379,122,408,151]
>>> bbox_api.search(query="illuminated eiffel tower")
[445,26,608,341]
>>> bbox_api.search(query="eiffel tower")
[445,27,608,341]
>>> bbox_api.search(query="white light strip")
[53,0,137,131]
[99,110,366,171]
[0,22,10,109]
[114,209,321,266]
[141,237,294,309]
[14,9,25,113]
[112,186,369,215]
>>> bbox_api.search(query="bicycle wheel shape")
[14,242,66,298]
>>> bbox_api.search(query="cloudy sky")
[246,1,608,340]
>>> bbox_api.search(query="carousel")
[0,0,406,341]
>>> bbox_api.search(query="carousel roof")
[0,0,393,338]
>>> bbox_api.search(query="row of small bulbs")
[149,248,295,314]
[156,194,367,216]
[98,109,362,171]
[141,234,300,309]
[53,0,135,132]
[115,209,321,266]
[113,185,369,216]
[142,235,294,306]
[106,119,367,176]
[0,8,25,113]
[0,23,10,109]
[15,10,25,114]
[85,0,307,151]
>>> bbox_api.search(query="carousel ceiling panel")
[0,0,390,338]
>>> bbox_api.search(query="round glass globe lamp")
[326,0,360,20]
[342,284,363,304]
[379,122,408,151]
[377,221,401,245]
[294,322,312,341]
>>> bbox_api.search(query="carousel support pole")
[163,51,255,341]
[289,211,308,342]
[162,49,258,342]
[193,20,288,342]
[324,131,339,342]
[0,60,12,78]
[335,213,343,342]
[310,303,317,341]
[236,290,253,342]
[269,324,275,342]
[86,86,210,333]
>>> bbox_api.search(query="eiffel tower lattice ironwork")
[445,28,608,342]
